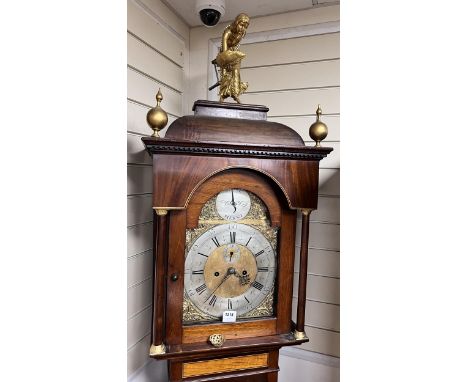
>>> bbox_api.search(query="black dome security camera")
[196,0,226,27]
[199,8,221,27]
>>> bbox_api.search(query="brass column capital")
[155,209,168,216]
[301,208,312,216]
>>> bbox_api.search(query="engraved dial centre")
[204,244,258,298]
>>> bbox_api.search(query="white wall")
[127,0,189,377]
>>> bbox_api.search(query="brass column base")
[293,330,308,341]
[149,343,166,356]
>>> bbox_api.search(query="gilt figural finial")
[214,13,250,103]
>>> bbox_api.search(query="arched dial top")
[184,188,278,323]
[186,168,283,228]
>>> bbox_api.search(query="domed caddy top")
[165,100,304,148]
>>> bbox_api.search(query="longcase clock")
[142,100,332,382]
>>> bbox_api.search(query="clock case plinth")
[142,100,332,382]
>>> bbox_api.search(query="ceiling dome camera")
[196,0,226,27]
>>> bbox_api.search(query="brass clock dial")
[184,223,276,319]
[184,190,277,323]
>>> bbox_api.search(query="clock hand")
[204,267,236,303]
[231,190,237,213]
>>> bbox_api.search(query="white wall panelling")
[127,222,153,265]
[294,247,340,278]
[127,195,153,227]
[292,297,340,332]
[127,278,153,320]
[242,87,340,116]
[127,68,182,117]
[300,326,340,355]
[318,169,340,196]
[127,33,184,92]
[278,347,339,382]
[128,250,153,287]
[242,32,339,67]
[207,25,339,102]
[127,305,152,350]
[243,60,339,92]
[293,273,340,305]
[280,346,339,368]
[127,334,152,376]
[136,0,190,41]
[127,0,185,67]
[295,221,340,251]
[127,0,188,375]
[128,358,168,382]
[307,196,340,224]
[127,165,153,196]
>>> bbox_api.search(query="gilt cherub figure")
[214,13,250,103]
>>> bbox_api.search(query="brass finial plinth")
[309,105,328,147]
[146,89,168,137]
[293,330,308,341]
[149,343,166,356]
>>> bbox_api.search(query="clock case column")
[149,209,169,356]
[142,100,332,382]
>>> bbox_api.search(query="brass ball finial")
[309,104,328,147]
[156,88,163,104]
[146,88,168,137]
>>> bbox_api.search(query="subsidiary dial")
[216,189,251,221]
[223,243,241,263]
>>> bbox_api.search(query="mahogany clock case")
[142,100,333,382]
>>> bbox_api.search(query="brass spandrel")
[183,297,208,323]
[239,289,274,319]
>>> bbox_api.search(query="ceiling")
[161,0,338,27]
